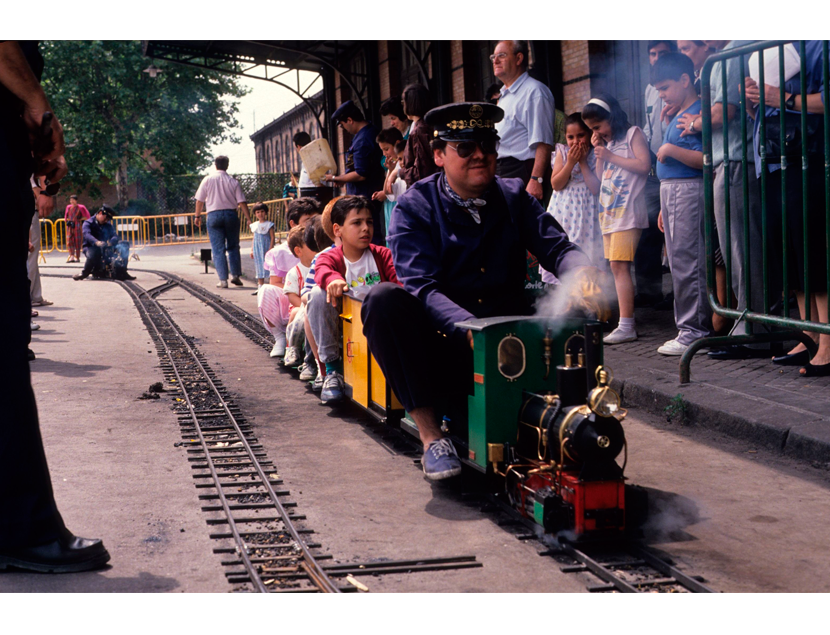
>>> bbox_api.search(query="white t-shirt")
[264,242,300,277]
[344,250,381,299]
[284,263,310,296]
[298,164,314,188]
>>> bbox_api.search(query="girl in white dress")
[249,203,275,291]
[541,113,602,285]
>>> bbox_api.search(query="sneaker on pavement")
[603,327,637,345]
[422,438,462,480]
[216,280,228,289]
[311,372,324,392]
[657,338,689,356]
[283,346,301,367]
[299,363,317,381]
[320,371,345,404]
[31,299,53,307]
[230,277,243,286]
[31,322,40,331]
[270,334,287,358]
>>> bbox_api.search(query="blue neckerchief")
[440,172,487,224]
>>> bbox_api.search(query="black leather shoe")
[72,272,89,281]
[27,348,36,361]
[0,532,110,573]
[117,273,137,281]
[772,349,811,366]
[230,277,243,286]
[707,345,771,360]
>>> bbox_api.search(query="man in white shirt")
[492,40,555,202]
[194,156,251,288]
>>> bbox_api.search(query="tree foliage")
[40,40,248,207]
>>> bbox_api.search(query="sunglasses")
[445,139,500,158]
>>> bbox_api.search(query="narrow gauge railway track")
[133,271,715,594]
[118,279,343,593]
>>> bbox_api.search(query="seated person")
[309,195,400,405]
[73,205,134,281]
[300,200,341,391]
[283,217,321,368]
[257,225,309,357]
[263,198,320,289]
[361,102,604,480]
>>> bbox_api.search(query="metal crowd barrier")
[681,40,830,382]
[39,199,293,257]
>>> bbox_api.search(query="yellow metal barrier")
[52,219,68,253]
[39,219,55,254]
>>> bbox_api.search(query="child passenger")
[249,203,275,292]
[540,112,602,284]
[307,195,400,405]
[582,94,651,344]
[651,53,711,355]
[263,198,320,289]
[257,225,308,358]
[283,217,320,368]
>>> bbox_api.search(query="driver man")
[361,102,605,480]
[73,205,135,281]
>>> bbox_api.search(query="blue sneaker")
[320,371,344,404]
[422,438,462,480]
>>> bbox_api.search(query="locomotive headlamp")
[587,366,622,418]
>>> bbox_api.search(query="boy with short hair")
[263,197,320,289]
[307,195,400,404]
[651,52,712,356]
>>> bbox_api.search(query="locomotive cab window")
[498,335,526,380]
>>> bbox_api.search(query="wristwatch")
[784,93,797,111]
[688,118,697,133]
[532,176,544,184]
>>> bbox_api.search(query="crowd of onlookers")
[236,39,830,392]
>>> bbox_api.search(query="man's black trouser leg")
[361,283,472,414]
[634,175,664,301]
[0,121,66,548]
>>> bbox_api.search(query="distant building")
[251,91,323,174]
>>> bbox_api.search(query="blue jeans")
[207,209,241,281]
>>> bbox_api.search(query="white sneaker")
[603,327,637,345]
[31,322,40,331]
[270,334,287,358]
[283,346,301,366]
[299,363,317,381]
[657,338,689,356]
[216,280,228,289]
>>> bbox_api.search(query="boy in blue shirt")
[652,53,712,356]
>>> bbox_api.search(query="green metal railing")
[680,40,829,382]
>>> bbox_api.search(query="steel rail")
[119,280,340,593]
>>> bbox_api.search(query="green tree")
[40,40,248,210]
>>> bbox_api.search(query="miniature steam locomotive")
[340,296,629,541]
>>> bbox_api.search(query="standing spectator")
[651,53,711,356]
[677,41,714,93]
[540,112,603,285]
[397,83,437,188]
[492,40,555,203]
[322,100,386,245]
[380,96,411,139]
[372,127,404,240]
[582,94,651,345]
[28,182,51,307]
[282,172,299,200]
[680,41,768,360]
[249,202,275,294]
[745,41,829,376]
[193,156,251,289]
[636,40,674,308]
[64,195,89,263]
[0,40,110,572]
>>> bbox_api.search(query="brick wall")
[378,41,390,102]
[450,40,465,102]
[561,40,591,114]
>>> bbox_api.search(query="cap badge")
[469,104,483,119]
